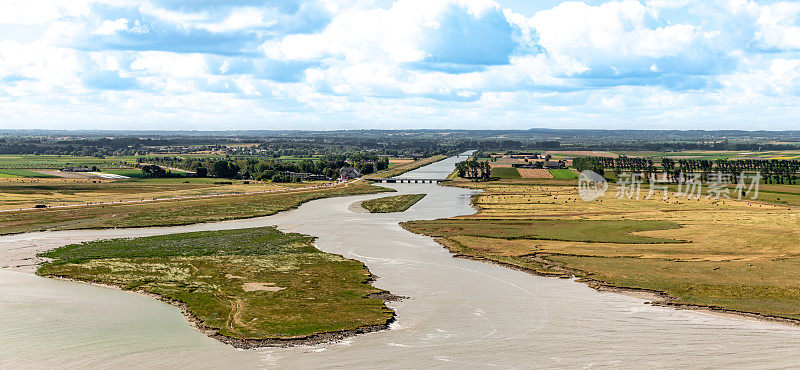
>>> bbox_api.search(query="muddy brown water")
[2,154,800,368]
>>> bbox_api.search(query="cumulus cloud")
[0,0,799,129]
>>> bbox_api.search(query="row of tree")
[592,156,800,184]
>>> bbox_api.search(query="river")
[2,154,800,368]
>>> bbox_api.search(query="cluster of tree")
[455,160,491,181]
[210,161,240,179]
[573,157,605,175]
[140,164,171,178]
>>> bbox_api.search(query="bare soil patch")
[243,282,286,292]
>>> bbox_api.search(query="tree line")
[140,153,390,182]
[592,156,800,184]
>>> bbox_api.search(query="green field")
[0,169,58,178]
[491,167,521,179]
[0,154,136,169]
[548,169,578,179]
[38,227,394,341]
[361,194,426,213]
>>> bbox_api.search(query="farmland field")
[0,169,58,178]
[491,167,520,178]
[0,154,137,169]
[38,226,394,342]
[548,169,578,179]
[517,169,552,178]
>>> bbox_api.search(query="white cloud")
[93,19,129,35]
[198,8,274,33]
[720,58,800,97]
[753,1,800,50]
[1,0,800,130]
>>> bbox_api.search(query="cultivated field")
[548,169,578,179]
[38,227,394,343]
[404,179,800,321]
[490,167,520,179]
[517,169,552,178]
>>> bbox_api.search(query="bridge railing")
[367,178,450,184]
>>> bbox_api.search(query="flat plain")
[403,178,800,321]
[0,180,392,235]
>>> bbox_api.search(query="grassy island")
[37,227,395,346]
[361,194,426,213]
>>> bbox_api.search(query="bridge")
[368,177,450,184]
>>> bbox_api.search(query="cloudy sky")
[1,0,799,130]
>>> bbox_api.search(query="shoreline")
[348,200,368,213]
[41,263,403,349]
[411,230,800,329]
[420,180,800,328]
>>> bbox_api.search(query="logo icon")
[578,170,608,201]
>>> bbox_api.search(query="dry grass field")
[0,181,392,235]
[0,177,329,210]
[361,194,426,213]
[404,179,800,321]
[388,158,414,167]
[517,169,552,178]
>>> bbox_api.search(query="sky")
[1,0,800,130]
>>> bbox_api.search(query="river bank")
[410,177,800,328]
[409,229,800,329]
[46,272,400,349]
[3,154,800,368]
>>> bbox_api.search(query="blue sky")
[1,0,800,130]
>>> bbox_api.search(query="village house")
[544,161,566,169]
[339,167,361,180]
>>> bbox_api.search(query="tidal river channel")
[2,154,800,368]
